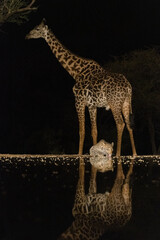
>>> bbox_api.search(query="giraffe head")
[25,18,48,40]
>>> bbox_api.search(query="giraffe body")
[73,71,131,111]
[26,19,137,156]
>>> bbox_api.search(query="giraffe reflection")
[58,158,134,240]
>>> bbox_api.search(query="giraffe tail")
[129,89,135,129]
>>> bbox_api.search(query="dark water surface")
[0,155,160,240]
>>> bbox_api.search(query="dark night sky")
[0,0,160,154]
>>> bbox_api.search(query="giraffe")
[57,157,134,240]
[26,19,137,157]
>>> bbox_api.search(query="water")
[0,155,160,240]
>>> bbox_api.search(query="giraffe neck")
[44,28,101,80]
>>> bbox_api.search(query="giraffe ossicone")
[26,19,137,157]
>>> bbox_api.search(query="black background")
[0,0,160,154]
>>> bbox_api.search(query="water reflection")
[58,157,134,240]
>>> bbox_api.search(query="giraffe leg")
[89,166,97,194]
[116,157,125,179]
[88,106,97,145]
[126,157,134,179]
[72,159,85,216]
[78,158,85,191]
[111,108,125,157]
[110,157,124,196]
[76,103,85,155]
[116,122,125,157]
[122,158,134,209]
[122,101,137,157]
[88,106,98,193]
